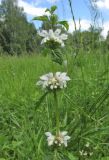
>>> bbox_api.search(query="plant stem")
[54,149,57,160]
[53,90,60,134]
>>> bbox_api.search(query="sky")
[2,0,109,37]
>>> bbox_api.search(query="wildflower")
[79,150,88,156]
[45,131,70,147]
[37,72,70,90]
[55,131,71,147]
[85,142,90,148]
[45,132,55,146]
[89,152,93,156]
[0,15,5,22]
[38,29,68,47]
[79,148,93,157]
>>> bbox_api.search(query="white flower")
[37,72,70,90]
[79,150,88,156]
[85,142,90,148]
[90,152,93,156]
[45,132,55,146]
[55,131,71,147]
[38,29,68,47]
[0,15,5,22]
[45,131,70,147]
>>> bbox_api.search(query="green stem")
[53,90,60,134]
[54,149,57,160]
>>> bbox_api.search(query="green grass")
[0,53,109,160]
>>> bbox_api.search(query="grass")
[0,53,109,160]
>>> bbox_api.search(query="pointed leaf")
[67,153,78,160]
[51,49,63,65]
[50,5,57,13]
[101,157,109,160]
[50,14,58,25]
[58,20,69,30]
[35,92,49,110]
[33,15,49,21]
[45,8,50,12]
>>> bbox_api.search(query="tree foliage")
[0,2,109,56]
[0,0,39,55]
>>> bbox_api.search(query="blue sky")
[16,0,109,37]
[18,0,91,27]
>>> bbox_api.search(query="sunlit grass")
[0,53,109,159]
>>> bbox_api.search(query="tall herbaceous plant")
[33,6,71,151]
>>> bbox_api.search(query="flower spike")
[37,72,70,90]
[38,29,68,47]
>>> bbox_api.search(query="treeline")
[0,0,109,56]
[0,0,40,55]
[66,27,108,54]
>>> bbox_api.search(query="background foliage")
[0,0,109,56]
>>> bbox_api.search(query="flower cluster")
[38,29,68,47]
[79,142,93,157]
[79,150,93,157]
[37,72,70,90]
[45,131,70,147]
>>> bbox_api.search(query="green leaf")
[50,5,57,13]
[33,15,49,21]
[50,14,58,26]
[35,92,49,110]
[45,8,50,12]
[81,126,109,137]
[101,157,109,160]
[12,141,23,149]
[67,153,78,160]
[45,6,57,14]
[58,20,69,30]
[51,49,63,65]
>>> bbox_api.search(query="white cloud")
[68,19,91,32]
[18,0,46,16]
[0,0,59,16]
[68,19,109,38]
[101,21,109,37]
[96,0,109,9]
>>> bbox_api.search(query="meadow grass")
[0,53,109,160]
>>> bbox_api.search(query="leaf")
[58,20,69,30]
[81,126,109,137]
[50,5,57,13]
[45,8,50,12]
[50,14,58,26]
[67,153,78,160]
[33,15,49,21]
[45,6,57,14]
[51,49,63,65]
[35,92,49,110]
[12,141,23,149]
[101,157,109,160]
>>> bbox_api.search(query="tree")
[0,0,38,55]
[66,26,103,54]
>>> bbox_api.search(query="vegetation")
[0,0,39,55]
[0,53,109,159]
[0,0,109,56]
[0,0,109,159]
